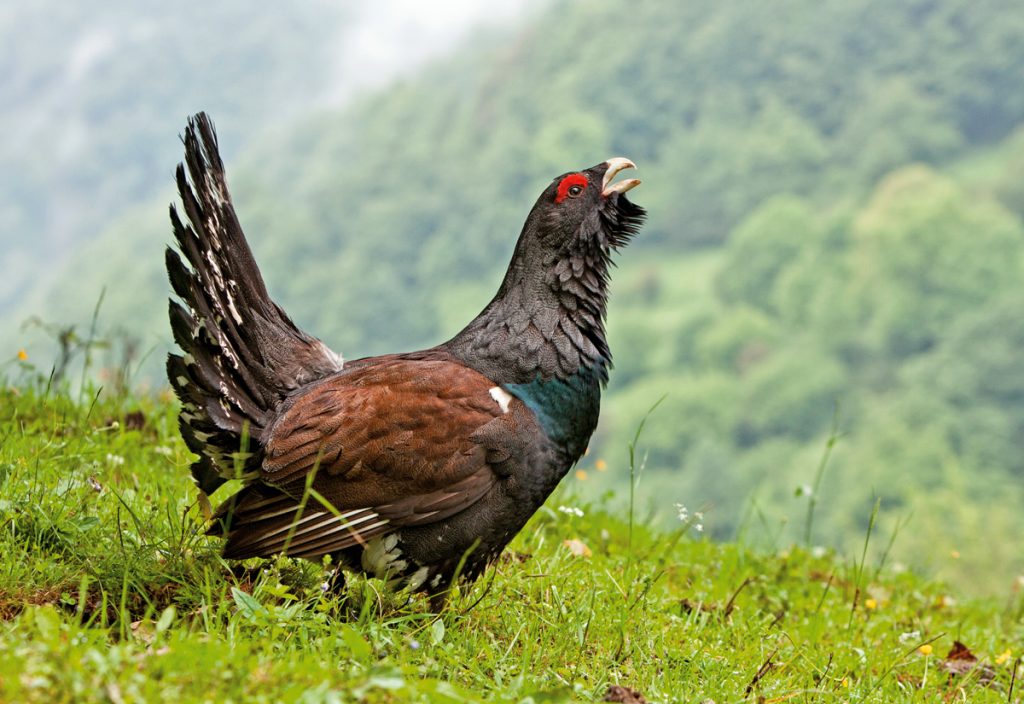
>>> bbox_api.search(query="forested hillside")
[0,1,349,314]
[7,0,1024,593]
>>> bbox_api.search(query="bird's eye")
[555,173,588,203]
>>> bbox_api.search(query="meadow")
[1,378,1020,702]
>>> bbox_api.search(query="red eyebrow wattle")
[555,173,588,203]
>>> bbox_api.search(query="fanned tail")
[167,113,343,495]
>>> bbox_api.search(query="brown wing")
[217,357,520,559]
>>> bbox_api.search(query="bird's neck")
[445,248,613,388]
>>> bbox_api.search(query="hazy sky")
[329,1,537,103]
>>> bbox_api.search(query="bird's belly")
[348,455,568,593]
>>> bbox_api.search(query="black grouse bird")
[166,113,644,602]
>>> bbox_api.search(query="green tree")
[714,195,822,313]
[844,166,1024,360]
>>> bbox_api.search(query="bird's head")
[448,158,646,380]
[523,157,645,255]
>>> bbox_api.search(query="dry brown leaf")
[603,685,648,704]
[939,641,997,686]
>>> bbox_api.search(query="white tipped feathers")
[361,533,404,578]
[167,113,346,495]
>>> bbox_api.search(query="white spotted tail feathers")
[166,113,343,495]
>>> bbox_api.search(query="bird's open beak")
[602,157,640,197]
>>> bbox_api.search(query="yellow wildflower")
[919,644,933,656]
[595,458,608,471]
[17,349,28,361]
[575,469,588,481]
[864,598,877,610]
[995,649,1012,665]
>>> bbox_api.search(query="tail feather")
[167,299,267,426]
[167,112,343,495]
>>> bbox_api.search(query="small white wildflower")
[557,505,584,518]
[694,523,704,532]
[797,484,813,497]
[812,545,828,558]
[319,581,330,593]
[675,503,688,522]
[899,631,921,644]
[154,446,173,456]
[106,454,125,466]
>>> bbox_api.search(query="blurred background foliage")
[3,0,1023,594]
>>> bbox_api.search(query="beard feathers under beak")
[599,190,646,249]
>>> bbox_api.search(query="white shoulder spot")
[489,386,513,414]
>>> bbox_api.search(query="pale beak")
[601,157,640,197]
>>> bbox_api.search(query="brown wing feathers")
[214,484,389,560]
[166,113,342,494]
[214,360,507,560]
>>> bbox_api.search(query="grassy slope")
[0,385,1021,703]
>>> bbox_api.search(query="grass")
[0,382,1021,703]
